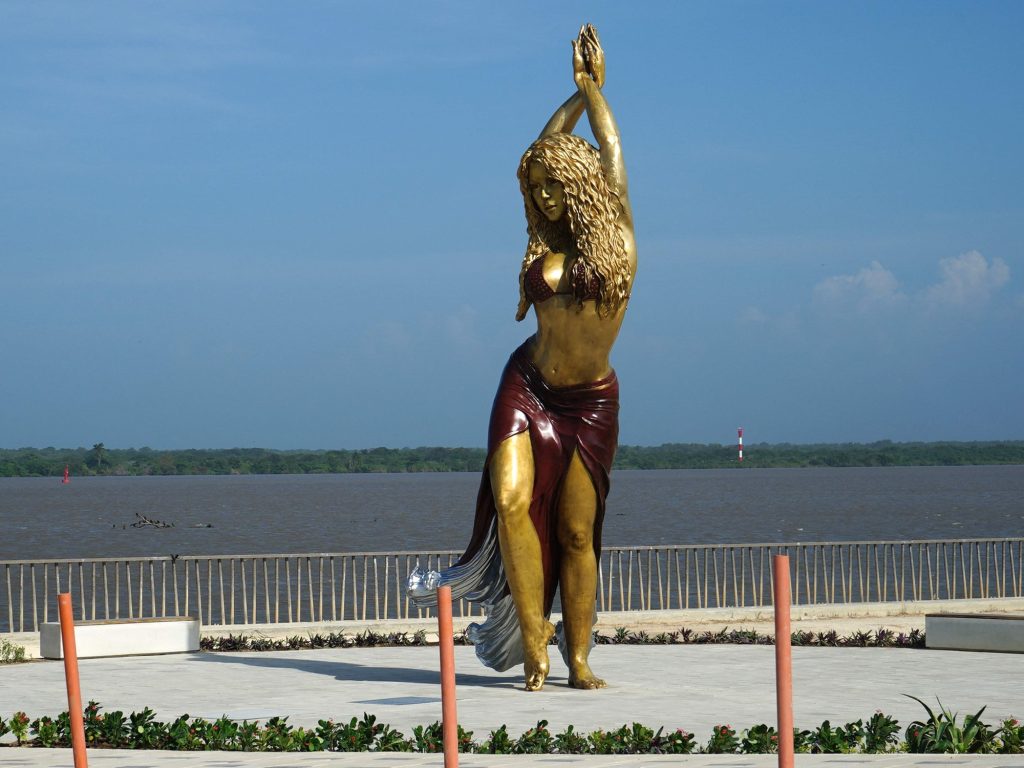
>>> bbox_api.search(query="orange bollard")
[436,585,458,768]
[773,555,794,768]
[58,593,88,768]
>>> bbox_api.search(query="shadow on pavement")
[188,651,519,689]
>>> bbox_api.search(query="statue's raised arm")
[573,25,632,228]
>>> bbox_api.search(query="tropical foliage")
[2,440,1022,477]
[1,702,1021,754]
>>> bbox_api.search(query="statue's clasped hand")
[573,23,605,88]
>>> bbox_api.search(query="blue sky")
[1,2,1021,449]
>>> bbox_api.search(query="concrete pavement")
[3,638,1024,765]
[4,643,1022,734]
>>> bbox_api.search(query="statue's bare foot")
[568,660,607,690]
[524,620,556,691]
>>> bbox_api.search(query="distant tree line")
[1,440,1023,478]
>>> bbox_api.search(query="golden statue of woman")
[410,25,635,691]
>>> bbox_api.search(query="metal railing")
[3,538,1022,634]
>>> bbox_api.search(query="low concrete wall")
[926,612,1024,653]
[39,616,200,659]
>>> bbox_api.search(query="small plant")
[374,723,412,752]
[357,713,383,749]
[166,713,206,750]
[657,727,697,754]
[99,709,129,748]
[587,728,618,754]
[129,707,166,749]
[590,722,656,753]
[998,717,1022,754]
[82,701,103,745]
[741,723,778,753]
[864,710,901,752]
[261,716,295,751]
[811,720,862,753]
[904,695,998,753]
[792,726,813,753]
[291,725,325,752]
[849,630,876,646]
[9,712,30,745]
[623,722,656,752]
[54,711,72,746]
[315,719,338,750]
[552,724,589,754]
[705,723,740,753]
[411,721,442,752]
[31,716,60,748]
[409,721,470,753]
[905,628,925,647]
[236,720,261,751]
[0,638,27,663]
[208,717,238,750]
[480,724,513,754]
[515,719,552,753]
[455,724,474,753]
[791,630,816,646]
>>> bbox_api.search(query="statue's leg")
[557,449,606,689]
[491,430,554,691]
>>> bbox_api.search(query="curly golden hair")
[515,133,630,320]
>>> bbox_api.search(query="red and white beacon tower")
[737,427,744,463]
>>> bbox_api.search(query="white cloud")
[813,251,1011,318]
[922,250,1010,309]
[812,260,906,313]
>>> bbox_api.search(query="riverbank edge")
[5,597,1023,660]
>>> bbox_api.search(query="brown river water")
[2,466,1022,561]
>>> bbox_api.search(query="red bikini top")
[524,257,601,304]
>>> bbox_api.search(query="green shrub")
[3,701,1021,754]
[705,723,740,753]
[479,724,513,753]
[657,726,697,754]
[904,695,1000,754]
[514,720,552,753]
[741,723,778,753]
[551,724,588,753]
[998,717,1022,754]
[864,710,901,752]
[0,638,26,663]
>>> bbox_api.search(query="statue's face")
[528,161,565,222]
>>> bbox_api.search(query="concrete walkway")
[3,639,1024,765]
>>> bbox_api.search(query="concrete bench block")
[926,613,1024,653]
[39,616,200,659]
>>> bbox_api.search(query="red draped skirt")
[456,340,619,616]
